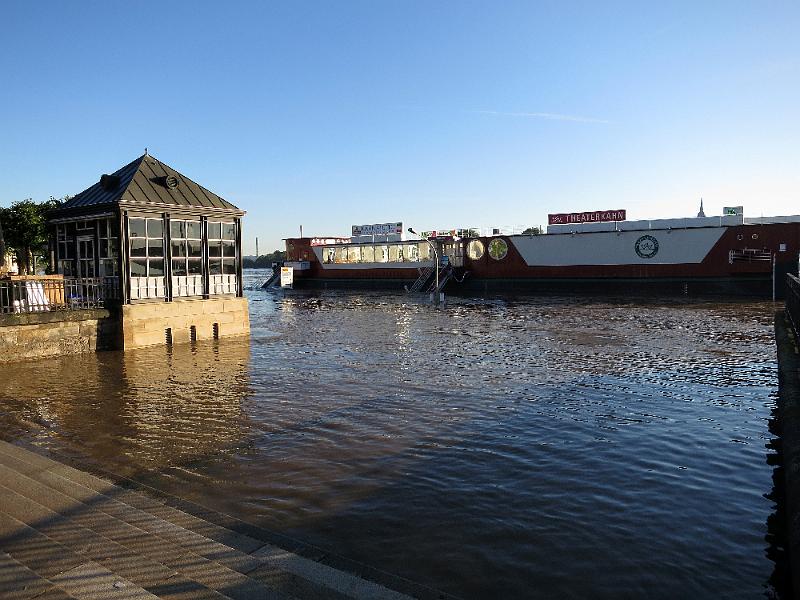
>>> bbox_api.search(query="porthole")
[488,238,508,261]
[752,233,759,240]
[736,234,743,240]
[467,239,485,260]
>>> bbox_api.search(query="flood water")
[0,269,784,599]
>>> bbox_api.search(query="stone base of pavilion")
[121,297,250,350]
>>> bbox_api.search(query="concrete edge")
[1,438,460,600]
[775,310,800,597]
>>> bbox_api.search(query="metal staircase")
[261,268,281,288]
[408,266,435,292]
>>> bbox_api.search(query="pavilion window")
[128,217,166,300]
[170,219,203,297]
[56,224,75,276]
[98,219,119,277]
[208,221,238,295]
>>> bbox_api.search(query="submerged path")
[0,440,440,600]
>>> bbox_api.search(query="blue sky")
[1,1,798,253]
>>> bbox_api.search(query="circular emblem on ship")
[634,235,659,259]
[488,238,508,261]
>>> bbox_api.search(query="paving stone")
[165,552,289,600]
[247,560,354,600]
[29,587,78,600]
[253,544,411,600]
[50,562,158,600]
[143,573,229,600]
[0,513,86,578]
[0,440,421,600]
[0,447,51,478]
[0,551,57,600]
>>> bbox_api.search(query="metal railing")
[0,277,119,315]
[729,248,773,264]
[787,274,800,337]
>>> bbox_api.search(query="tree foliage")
[243,250,287,269]
[0,197,62,274]
[522,226,543,235]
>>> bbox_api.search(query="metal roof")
[56,154,243,216]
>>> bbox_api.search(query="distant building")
[697,198,706,218]
[48,153,249,348]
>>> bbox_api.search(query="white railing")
[210,274,237,295]
[172,275,204,297]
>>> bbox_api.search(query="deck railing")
[0,277,119,315]
[787,274,800,337]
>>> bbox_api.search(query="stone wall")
[121,296,249,349]
[0,297,250,360]
[0,309,121,362]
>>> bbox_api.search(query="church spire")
[697,197,706,218]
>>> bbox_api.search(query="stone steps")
[0,440,421,600]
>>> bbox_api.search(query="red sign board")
[548,209,626,225]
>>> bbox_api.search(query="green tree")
[0,197,62,274]
[243,250,287,268]
[522,226,543,235]
[0,213,6,271]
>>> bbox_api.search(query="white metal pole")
[433,242,439,305]
[773,253,776,302]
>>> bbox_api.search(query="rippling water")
[0,270,782,598]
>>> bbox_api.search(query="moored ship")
[280,210,800,298]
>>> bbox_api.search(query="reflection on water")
[0,270,785,599]
[0,341,251,475]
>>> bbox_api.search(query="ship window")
[377,245,389,263]
[467,240,485,260]
[361,245,375,262]
[334,247,346,263]
[389,244,401,262]
[488,238,508,261]
[347,246,361,263]
[324,247,335,263]
[405,244,419,262]
[418,242,431,261]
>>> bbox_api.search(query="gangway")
[432,266,453,293]
[261,269,281,288]
[407,266,435,293]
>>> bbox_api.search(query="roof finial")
[697,197,706,218]
[144,147,148,156]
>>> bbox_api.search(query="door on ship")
[441,241,464,267]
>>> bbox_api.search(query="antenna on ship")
[697,198,706,218]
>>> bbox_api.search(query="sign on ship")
[548,209,626,225]
[351,222,403,236]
